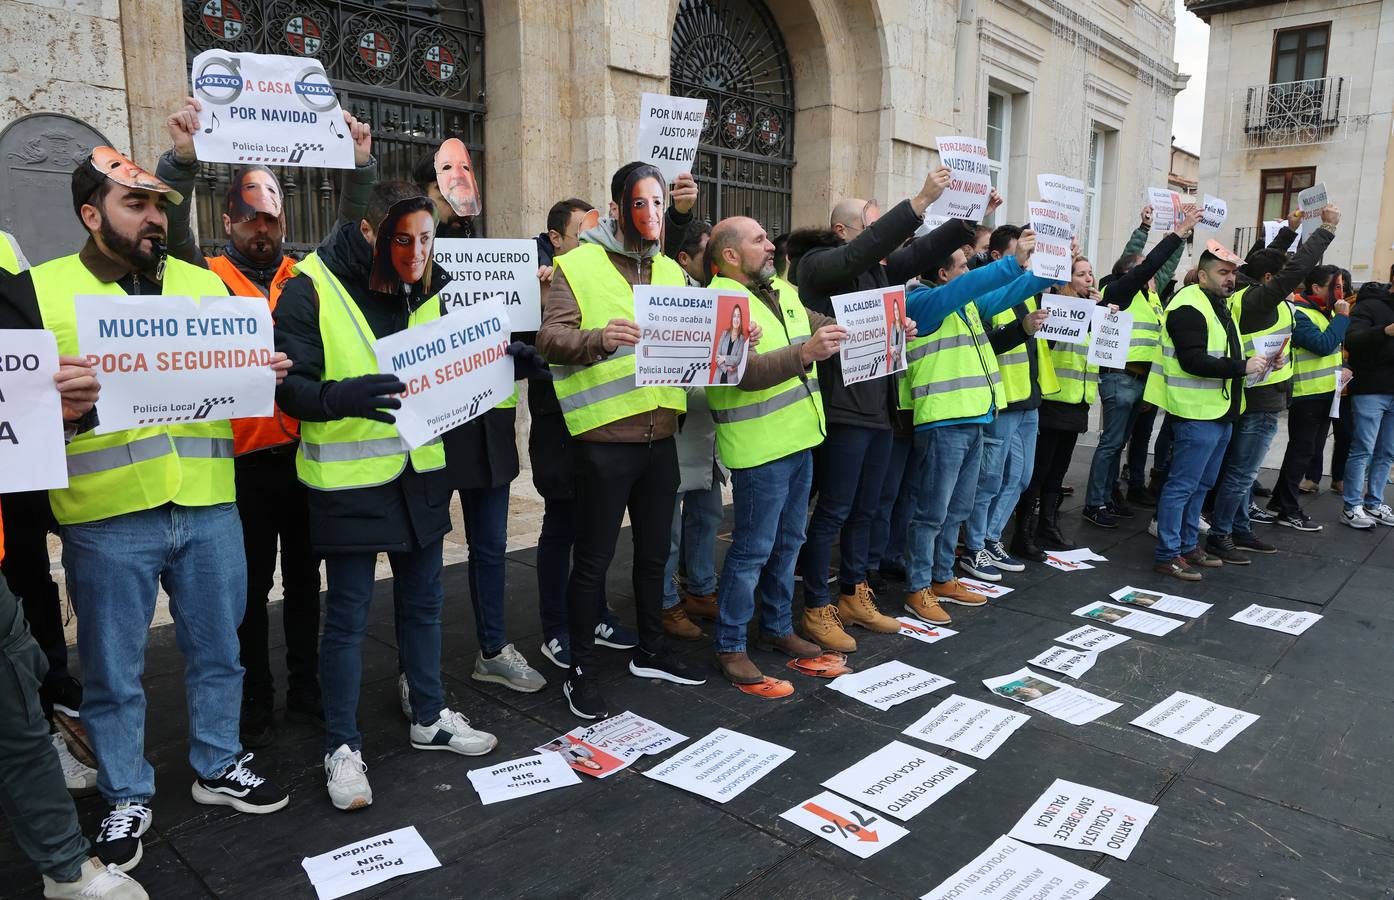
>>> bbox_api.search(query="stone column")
[119,0,188,166]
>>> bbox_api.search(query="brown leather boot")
[682,591,718,620]
[837,583,902,633]
[903,588,952,625]
[801,604,857,652]
[717,651,764,684]
[756,632,823,658]
[662,605,704,640]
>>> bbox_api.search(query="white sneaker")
[324,744,372,811]
[52,732,98,796]
[1343,506,1376,529]
[1364,503,1394,526]
[42,858,148,899]
[472,644,547,693]
[409,707,497,757]
[397,673,412,721]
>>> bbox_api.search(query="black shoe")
[1082,505,1118,528]
[1233,532,1277,554]
[285,688,325,727]
[239,697,275,750]
[94,803,152,873]
[1126,485,1158,508]
[563,669,609,720]
[42,675,84,719]
[1248,504,1278,526]
[1109,489,1136,518]
[1275,510,1322,532]
[1011,499,1048,562]
[1252,483,1272,498]
[1206,534,1251,565]
[192,753,289,814]
[1036,493,1076,551]
[629,647,707,685]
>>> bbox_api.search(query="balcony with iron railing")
[1230,75,1347,150]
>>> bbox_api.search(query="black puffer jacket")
[1346,283,1394,396]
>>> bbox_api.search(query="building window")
[985,90,1011,227]
[1259,167,1315,224]
[1083,128,1107,263]
[1271,23,1329,84]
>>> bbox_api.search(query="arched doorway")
[670,0,795,237]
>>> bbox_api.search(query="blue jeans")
[1127,405,1159,487]
[715,450,812,653]
[801,425,893,606]
[1154,419,1231,561]
[323,539,446,752]
[1086,372,1147,508]
[869,434,922,572]
[664,480,724,608]
[459,486,509,654]
[535,497,573,640]
[907,424,984,589]
[1211,411,1279,537]
[1343,394,1394,511]
[62,503,246,804]
[966,409,1037,548]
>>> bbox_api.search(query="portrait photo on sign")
[710,294,750,385]
[435,137,481,218]
[885,289,908,373]
[536,736,629,778]
[614,163,667,249]
[371,196,437,295]
[994,675,1059,702]
[1083,605,1128,624]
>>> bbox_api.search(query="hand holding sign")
[54,356,100,422]
[670,172,698,214]
[913,166,953,214]
[801,324,848,366]
[167,96,202,164]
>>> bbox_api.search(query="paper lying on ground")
[896,617,958,644]
[827,661,954,711]
[902,694,1030,760]
[983,668,1120,725]
[1054,548,1108,562]
[535,733,634,778]
[1007,779,1157,860]
[919,835,1109,900]
[959,577,1013,597]
[780,790,909,859]
[822,740,974,822]
[1055,625,1130,653]
[467,752,581,804]
[1073,602,1182,635]
[1044,554,1094,572]
[1131,691,1259,752]
[573,711,687,756]
[643,728,793,802]
[1230,603,1323,635]
[1109,585,1212,618]
[1027,646,1097,679]
[301,826,441,900]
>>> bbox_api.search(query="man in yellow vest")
[701,216,847,686]
[0,150,293,871]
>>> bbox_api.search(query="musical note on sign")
[203,111,219,135]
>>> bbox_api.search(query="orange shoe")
[904,589,952,625]
[836,583,902,633]
[932,579,987,607]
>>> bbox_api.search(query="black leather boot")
[1011,497,1047,562]
[1036,492,1076,551]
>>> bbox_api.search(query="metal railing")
[1235,76,1346,150]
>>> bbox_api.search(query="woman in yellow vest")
[537,162,709,719]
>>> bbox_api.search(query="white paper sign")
[372,297,514,449]
[1027,646,1097,679]
[1008,779,1158,860]
[958,577,1013,598]
[902,694,1030,760]
[466,752,581,804]
[1297,181,1329,242]
[1109,586,1212,618]
[896,617,958,644]
[0,330,68,491]
[983,668,1121,726]
[1038,174,1086,228]
[575,711,688,756]
[643,727,793,802]
[920,836,1110,900]
[74,293,274,434]
[1038,296,1093,346]
[1086,308,1132,368]
[1147,187,1181,228]
[1262,219,1284,248]
[635,93,708,184]
[1245,332,1290,387]
[931,137,993,220]
[831,286,908,385]
[433,238,541,332]
[1028,202,1074,282]
[780,791,910,859]
[1053,548,1108,562]
[1230,603,1323,635]
[827,660,954,711]
[1055,625,1130,653]
[1200,194,1228,231]
[1073,602,1182,635]
[1130,691,1259,752]
[1331,368,1352,417]
[191,50,353,170]
[1043,552,1094,572]
[635,285,746,386]
[301,826,441,900]
[915,212,951,237]
[822,741,974,822]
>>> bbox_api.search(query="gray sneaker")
[1364,504,1394,527]
[472,643,547,693]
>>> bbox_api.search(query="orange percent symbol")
[802,802,879,843]
[899,620,940,638]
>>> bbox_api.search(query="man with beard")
[157,97,379,747]
[0,149,294,871]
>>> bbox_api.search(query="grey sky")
[1172,0,1209,154]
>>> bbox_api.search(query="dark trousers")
[567,438,678,671]
[1310,397,1351,482]
[235,451,321,704]
[800,424,893,605]
[1027,427,1080,499]
[1126,405,1159,488]
[1271,396,1331,516]
[0,491,69,691]
[457,485,509,655]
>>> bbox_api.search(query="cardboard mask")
[90,147,183,205]
[369,197,437,294]
[227,168,284,224]
[1203,239,1242,265]
[434,138,481,218]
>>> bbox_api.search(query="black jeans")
[566,438,678,671]
[235,449,321,703]
[1027,427,1079,499]
[1310,396,1352,482]
[1271,395,1331,516]
[0,491,69,694]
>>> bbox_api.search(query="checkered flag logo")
[288,142,325,164]
[678,361,704,384]
[193,396,236,420]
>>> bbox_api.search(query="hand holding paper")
[54,356,100,421]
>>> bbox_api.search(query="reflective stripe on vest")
[1105,286,1163,364]
[1290,304,1341,397]
[292,253,446,490]
[1143,284,1242,419]
[906,300,1004,426]
[550,242,687,435]
[31,254,236,525]
[1231,292,1295,387]
[1046,344,1098,405]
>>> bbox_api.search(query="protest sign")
[1200,194,1228,231]
[895,617,958,644]
[372,297,514,450]
[575,711,688,757]
[1028,202,1074,282]
[822,741,974,822]
[635,285,748,386]
[1072,602,1182,636]
[1109,586,1212,618]
[535,733,633,778]
[780,791,909,859]
[433,238,541,331]
[902,695,1030,760]
[191,50,353,170]
[1008,779,1157,861]
[919,836,1109,900]
[1130,691,1259,752]
[958,577,1013,598]
[1262,219,1284,247]
[1146,187,1181,228]
[1027,646,1097,679]
[1038,174,1086,228]
[1037,296,1093,346]
[74,293,274,434]
[301,827,441,900]
[915,211,951,237]
[0,330,67,492]
[830,286,908,385]
[1086,308,1133,368]
[826,661,954,711]
[1297,181,1329,242]
[930,137,993,220]
[1246,332,1289,387]
[635,93,707,184]
[1043,553,1094,572]
[466,752,581,804]
[1055,625,1130,653]
[1230,603,1323,635]
[1331,368,1352,417]
[1054,548,1108,562]
[644,728,793,803]
[983,668,1120,725]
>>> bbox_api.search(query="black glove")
[322,373,406,424]
[506,341,552,381]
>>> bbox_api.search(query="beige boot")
[801,604,857,653]
[662,605,704,640]
[904,588,952,625]
[837,583,902,634]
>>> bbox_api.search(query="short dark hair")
[366,180,430,228]
[974,224,992,242]
[676,219,712,261]
[1244,248,1285,281]
[922,248,959,284]
[989,224,1022,255]
[1305,264,1338,294]
[772,232,790,275]
[547,198,593,237]
[411,153,436,191]
[1112,253,1142,278]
